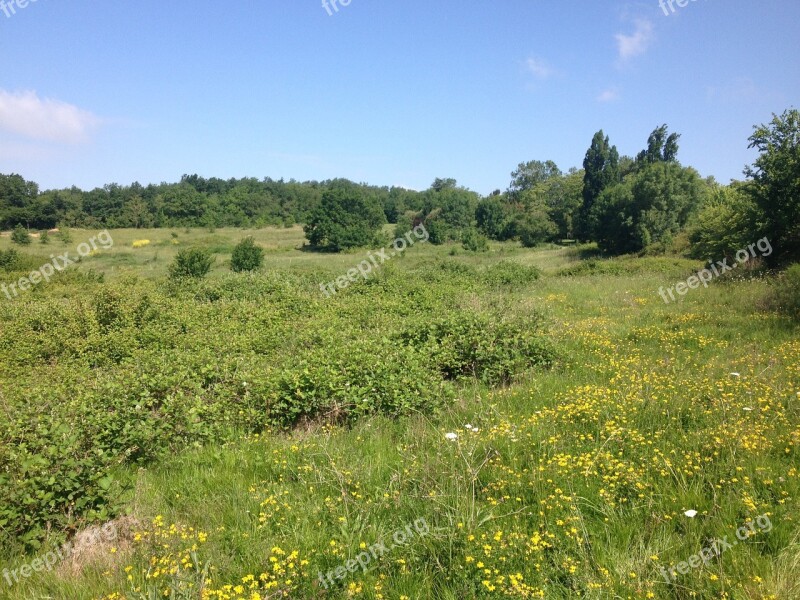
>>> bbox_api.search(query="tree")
[688,181,761,260]
[512,189,557,247]
[10,224,31,245]
[590,162,706,254]
[476,197,508,240]
[419,179,480,243]
[578,131,619,241]
[231,237,265,272]
[508,160,562,199]
[541,169,584,241]
[744,108,800,263]
[304,187,386,252]
[636,125,681,166]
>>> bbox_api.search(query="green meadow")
[0,227,797,599]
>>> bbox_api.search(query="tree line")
[3,108,798,264]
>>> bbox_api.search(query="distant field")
[0,229,797,600]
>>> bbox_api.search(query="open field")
[0,228,798,600]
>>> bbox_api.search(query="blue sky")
[0,0,797,194]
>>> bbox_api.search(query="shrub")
[59,228,72,245]
[39,230,49,244]
[397,311,555,386]
[231,237,264,272]
[262,340,451,428]
[10,224,31,245]
[482,261,541,288]
[169,248,214,280]
[0,248,19,270]
[461,228,489,252]
[766,264,800,319]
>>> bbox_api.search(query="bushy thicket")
[0,262,553,551]
[766,263,800,319]
[168,247,214,279]
[230,236,264,272]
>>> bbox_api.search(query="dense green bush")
[0,248,19,270]
[169,247,214,279]
[230,236,264,272]
[260,340,452,428]
[482,260,541,288]
[461,228,489,252]
[766,264,800,318]
[0,263,557,551]
[687,182,760,261]
[10,224,31,245]
[397,311,554,386]
[304,186,386,251]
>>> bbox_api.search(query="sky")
[0,0,798,194]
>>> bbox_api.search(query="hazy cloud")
[525,57,554,79]
[615,19,653,62]
[0,89,100,144]
[597,88,620,102]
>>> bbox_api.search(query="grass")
[0,227,798,600]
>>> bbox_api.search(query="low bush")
[231,236,264,272]
[10,224,31,245]
[0,248,19,270]
[482,260,541,288]
[766,263,800,319]
[397,311,554,386]
[169,247,214,279]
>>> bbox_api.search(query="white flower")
[684,510,698,518]
[743,407,754,411]
[730,372,741,378]
[445,432,458,441]
[465,424,473,430]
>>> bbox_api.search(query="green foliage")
[230,236,264,272]
[745,109,800,263]
[11,223,31,245]
[481,260,541,288]
[545,169,584,241]
[169,247,214,279]
[590,162,706,255]
[766,263,800,318]
[59,227,73,245]
[461,228,489,252]
[556,255,699,277]
[635,124,681,165]
[579,130,619,241]
[475,197,508,240]
[511,190,558,248]
[508,160,562,199]
[397,311,554,386]
[0,173,40,229]
[263,340,451,428]
[0,173,430,230]
[0,256,557,550]
[0,248,19,270]
[39,230,49,244]
[688,182,760,260]
[304,186,386,251]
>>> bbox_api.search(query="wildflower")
[684,509,698,518]
[445,432,458,441]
